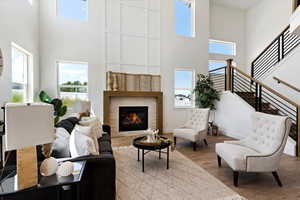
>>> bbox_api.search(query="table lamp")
[5,103,54,190]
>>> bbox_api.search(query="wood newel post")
[226,59,233,91]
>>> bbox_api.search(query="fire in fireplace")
[119,106,148,132]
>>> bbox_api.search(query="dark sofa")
[55,118,116,200]
[2,118,116,200]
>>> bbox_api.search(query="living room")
[1,0,300,199]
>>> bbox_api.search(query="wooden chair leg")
[203,139,208,146]
[217,156,221,167]
[233,171,239,187]
[272,171,283,187]
[174,137,177,146]
[193,142,197,151]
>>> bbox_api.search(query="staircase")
[209,60,300,155]
[251,25,300,80]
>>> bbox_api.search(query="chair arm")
[244,152,281,172]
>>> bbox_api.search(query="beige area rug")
[114,146,247,200]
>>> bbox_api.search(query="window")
[58,62,88,106]
[175,0,195,37]
[174,69,194,107]
[209,60,227,71]
[57,0,88,21]
[209,39,236,56]
[11,44,32,103]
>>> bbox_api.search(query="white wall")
[39,0,106,118]
[40,0,210,133]
[210,3,246,70]
[262,46,300,105]
[245,0,293,72]
[0,0,40,117]
[161,0,209,132]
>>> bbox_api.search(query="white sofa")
[173,108,210,151]
[216,112,292,187]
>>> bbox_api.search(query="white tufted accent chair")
[173,108,210,151]
[215,112,292,187]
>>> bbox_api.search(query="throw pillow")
[79,117,102,138]
[69,125,99,158]
[52,128,71,158]
[55,117,80,134]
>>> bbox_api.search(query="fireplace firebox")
[119,106,148,132]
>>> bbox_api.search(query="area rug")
[114,146,247,200]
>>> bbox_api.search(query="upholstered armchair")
[216,112,292,187]
[173,108,210,151]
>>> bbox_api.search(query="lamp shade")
[5,103,54,151]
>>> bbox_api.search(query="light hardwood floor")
[112,134,300,200]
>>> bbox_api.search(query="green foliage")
[62,97,82,107]
[12,92,24,103]
[39,91,67,124]
[193,74,220,110]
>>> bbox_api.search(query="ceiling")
[211,0,262,10]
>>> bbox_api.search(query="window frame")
[56,60,89,101]
[11,42,33,103]
[56,0,89,21]
[174,68,195,109]
[209,39,236,56]
[175,0,196,38]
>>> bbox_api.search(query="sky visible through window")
[57,0,87,21]
[59,62,88,85]
[175,0,193,37]
[209,40,235,56]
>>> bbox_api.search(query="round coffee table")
[133,136,171,172]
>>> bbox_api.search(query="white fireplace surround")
[109,97,157,137]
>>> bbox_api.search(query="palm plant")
[193,74,220,109]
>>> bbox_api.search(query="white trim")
[56,60,89,100]
[174,68,195,109]
[11,42,33,103]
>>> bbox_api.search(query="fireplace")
[119,106,148,132]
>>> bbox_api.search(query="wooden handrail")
[230,66,300,108]
[274,77,300,93]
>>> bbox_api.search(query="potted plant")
[193,74,220,109]
[39,91,67,125]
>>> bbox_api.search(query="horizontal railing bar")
[208,66,227,73]
[261,93,296,116]
[254,59,279,78]
[231,66,300,107]
[262,89,295,108]
[253,54,279,72]
[253,44,279,66]
[235,76,251,88]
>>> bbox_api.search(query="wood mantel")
[103,91,163,134]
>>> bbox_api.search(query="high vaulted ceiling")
[211,0,262,10]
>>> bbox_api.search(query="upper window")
[175,0,195,37]
[57,0,88,21]
[11,43,32,103]
[174,69,194,108]
[209,60,227,71]
[58,61,88,106]
[209,39,236,56]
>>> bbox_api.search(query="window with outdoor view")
[174,69,194,107]
[58,62,88,106]
[57,0,88,21]
[175,0,195,37]
[209,39,236,56]
[11,44,31,103]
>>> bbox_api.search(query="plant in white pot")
[193,74,220,122]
